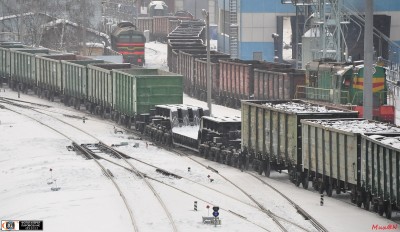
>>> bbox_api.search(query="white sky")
[0,42,398,232]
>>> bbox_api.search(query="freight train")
[143,99,399,219]
[166,21,306,108]
[0,42,182,127]
[1,41,398,219]
[110,22,146,66]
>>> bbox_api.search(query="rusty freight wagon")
[218,59,291,108]
[241,100,358,182]
[177,50,229,95]
[253,68,305,100]
[193,57,223,101]
[167,39,205,72]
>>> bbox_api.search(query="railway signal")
[212,206,219,227]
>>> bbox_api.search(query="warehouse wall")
[215,0,400,62]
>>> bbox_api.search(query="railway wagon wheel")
[356,191,363,207]
[378,202,385,216]
[264,160,271,177]
[326,181,333,197]
[372,200,379,212]
[335,181,342,194]
[215,151,221,163]
[244,156,250,170]
[295,174,301,187]
[256,160,263,175]
[318,179,325,194]
[225,98,231,107]
[220,153,226,164]
[302,172,309,189]
[204,148,210,159]
[363,192,371,210]
[312,178,318,191]
[385,202,392,219]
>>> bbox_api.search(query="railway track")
[0,99,177,232]
[3,95,376,231]
[1,97,313,231]
[247,173,328,232]
[178,149,324,232]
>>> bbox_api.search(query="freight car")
[241,100,358,179]
[166,23,307,108]
[144,104,209,147]
[145,104,242,166]
[110,22,146,66]
[301,118,400,218]
[299,60,394,123]
[360,133,400,219]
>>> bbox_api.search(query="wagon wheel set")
[199,144,248,169]
[351,187,394,219]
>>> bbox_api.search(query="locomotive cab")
[111,22,146,66]
[148,1,168,17]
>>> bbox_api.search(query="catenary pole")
[363,0,373,120]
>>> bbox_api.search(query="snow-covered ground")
[0,42,399,232]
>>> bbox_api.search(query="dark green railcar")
[112,68,183,127]
[61,59,104,108]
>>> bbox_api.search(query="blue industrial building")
[214,0,400,63]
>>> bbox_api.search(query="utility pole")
[363,0,373,120]
[202,9,212,115]
[81,0,87,56]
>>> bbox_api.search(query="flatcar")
[110,22,146,66]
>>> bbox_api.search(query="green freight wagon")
[61,59,104,109]
[8,48,50,91]
[0,44,25,78]
[241,100,358,183]
[36,54,91,101]
[87,63,132,116]
[112,68,183,128]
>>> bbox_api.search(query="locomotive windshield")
[117,34,145,43]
